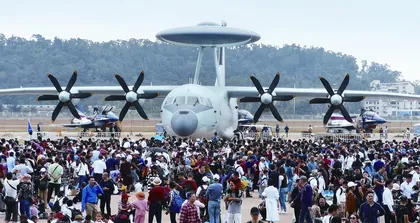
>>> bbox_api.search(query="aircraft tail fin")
[75,104,87,118]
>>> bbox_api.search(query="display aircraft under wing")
[61,105,120,131]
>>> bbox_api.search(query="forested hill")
[0,34,403,115]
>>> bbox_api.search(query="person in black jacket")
[99,173,114,216]
[289,179,301,223]
[268,165,279,189]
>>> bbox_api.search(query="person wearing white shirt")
[317,173,326,194]
[4,172,20,223]
[262,180,280,222]
[234,161,244,178]
[11,157,33,178]
[412,167,420,186]
[76,158,90,189]
[336,182,347,214]
[92,155,107,183]
[6,152,15,173]
[141,140,147,148]
[258,157,268,175]
[344,154,355,170]
[401,174,415,199]
[382,180,395,223]
[309,171,326,194]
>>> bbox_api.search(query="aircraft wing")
[62,124,87,128]
[226,87,420,100]
[0,86,177,98]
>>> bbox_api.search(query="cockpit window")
[206,98,212,106]
[164,97,173,105]
[187,96,199,105]
[173,96,186,105]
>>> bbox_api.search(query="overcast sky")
[1,0,419,81]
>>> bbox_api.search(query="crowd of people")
[0,134,419,223]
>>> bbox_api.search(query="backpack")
[184,181,194,193]
[198,185,208,204]
[39,178,48,191]
[170,191,185,213]
[70,208,82,221]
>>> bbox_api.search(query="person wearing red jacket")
[148,178,166,223]
[228,172,242,190]
[181,172,198,197]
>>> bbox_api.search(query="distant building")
[365,80,419,117]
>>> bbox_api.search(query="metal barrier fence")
[240,131,275,140]
[314,133,364,142]
[0,131,152,140]
[0,131,413,142]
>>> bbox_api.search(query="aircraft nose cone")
[377,117,387,124]
[171,111,198,137]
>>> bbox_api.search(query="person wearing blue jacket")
[299,176,313,223]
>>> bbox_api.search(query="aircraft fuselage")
[160,84,238,139]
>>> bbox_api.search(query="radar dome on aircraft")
[197,21,219,26]
[156,21,261,47]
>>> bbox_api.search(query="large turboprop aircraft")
[1,21,420,139]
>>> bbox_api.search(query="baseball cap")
[213,174,220,180]
[250,207,259,216]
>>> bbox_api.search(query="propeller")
[104,71,159,121]
[37,71,92,122]
[308,74,365,125]
[238,73,294,123]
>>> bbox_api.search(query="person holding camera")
[81,176,104,219]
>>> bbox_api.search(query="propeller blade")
[323,106,336,125]
[114,74,130,93]
[309,98,330,104]
[268,103,283,122]
[343,96,365,102]
[65,70,77,92]
[133,101,148,120]
[267,73,280,94]
[72,93,92,99]
[68,102,81,119]
[337,73,350,95]
[137,93,160,99]
[51,102,64,121]
[239,97,260,103]
[253,105,266,123]
[104,95,126,101]
[250,76,265,95]
[37,95,58,101]
[319,77,335,96]
[47,74,63,92]
[339,105,353,123]
[132,70,145,92]
[272,95,294,101]
[119,103,131,121]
